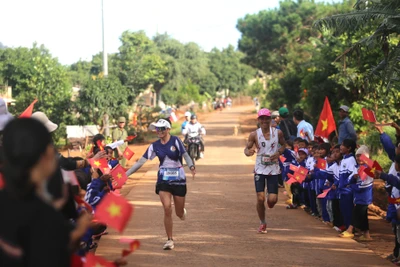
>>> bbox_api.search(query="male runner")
[244,108,286,233]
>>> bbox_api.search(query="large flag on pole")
[314,97,336,139]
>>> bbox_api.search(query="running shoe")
[163,239,175,250]
[286,204,297,209]
[180,208,187,221]
[258,224,267,234]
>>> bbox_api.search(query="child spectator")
[287,148,308,209]
[340,145,373,240]
[282,140,297,205]
[337,139,357,229]
[325,145,344,230]
[375,154,400,262]
[84,173,113,210]
[314,143,331,223]
[105,146,119,169]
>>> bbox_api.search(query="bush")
[358,126,396,171]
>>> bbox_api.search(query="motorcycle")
[187,132,202,165]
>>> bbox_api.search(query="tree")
[314,0,400,122]
[74,75,129,126]
[208,45,255,94]
[0,44,72,141]
[117,30,167,102]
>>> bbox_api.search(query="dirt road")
[97,106,391,267]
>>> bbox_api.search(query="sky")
[0,0,339,65]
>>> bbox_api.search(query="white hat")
[184,111,191,117]
[0,98,14,131]
[356,145,370,158]
[149,119,171,131]
[31,111,58,133]
[339,105,350,112]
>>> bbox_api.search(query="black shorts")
[156,183,187,197]
[254,174,279,194]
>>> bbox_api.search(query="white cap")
[356,145,370,158]
[0,98,14,131]
[149,119,171,131]
[31,111,58,133]
[184,111,191,117]
[339,105,350,112]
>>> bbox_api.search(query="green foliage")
[0,43,72,142]
[73,74,129,126]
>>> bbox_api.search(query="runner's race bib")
[261,154,275,166]
[162,168,180,181]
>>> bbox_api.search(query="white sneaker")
[200,152,204,158]
[163,239,174,250]
[180,208,187,221]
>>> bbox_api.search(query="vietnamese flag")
[88,157,108,170]
[286,177,298,185]
[358,165,368,181]
[126,135,136,141]
[360,154,374,168]
[388,197,400,204]
[111,164,128,189]
[316,158,327,170]
[120,238,141,257]
[123,147,135,160]
[74,196,93,213]
[363,161,382,177]
[314,97,336,139]
[84,253,116,267]
[297,166,309,176]
[317,189,331,199]
[96,140,104,151]
[293,172,306,183]
[361,108,376,123]
[19,99,38,118]
[289,164,298,172]
[279,155,287,163]
[94,193,133,233]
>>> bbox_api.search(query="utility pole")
[102,0,108,77]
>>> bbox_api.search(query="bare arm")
[270,130,286,161]
[244,131,257,156]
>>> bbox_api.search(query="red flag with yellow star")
[316,158,327,170]
[111,164,128,189]
[94,193,133,233]
[88,158,108,170]
[120,238,141,257]
[84,253,116,267]
[314,97,336,139]
[361,108,376,123]
[123,147,135,161]
[363,161,382,177]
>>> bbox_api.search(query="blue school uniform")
[336,154,357,228]
[281,149,297,181]
[380,133,397,222]
[349,164,373,205]
[84,179,112,209]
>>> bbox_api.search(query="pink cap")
[257,108,271,117]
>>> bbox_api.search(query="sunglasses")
[156,127,167,132]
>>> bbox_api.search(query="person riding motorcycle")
[182,115,206,158]
[181,111,192,134]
